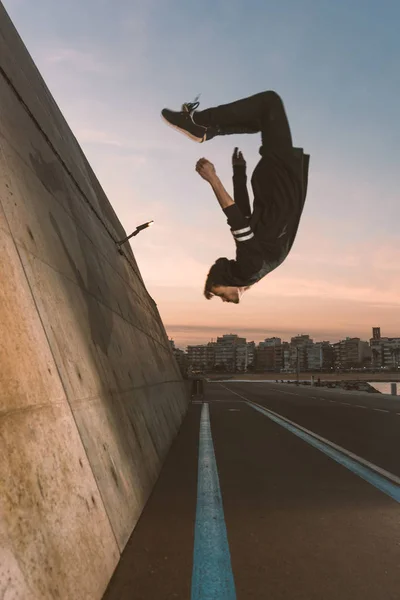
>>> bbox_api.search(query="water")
[368,381,398,394]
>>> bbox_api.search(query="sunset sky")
[4,0,400,348]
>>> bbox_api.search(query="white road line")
[373,408,390,413]
[211,399,244,403]
[219,383,400,487]
[355,405,367,409]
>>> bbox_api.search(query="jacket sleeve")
[232,165,251,218]
[223,204,265,278]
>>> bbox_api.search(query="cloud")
[265,274,400,305]
[371,243,400,271]
[37,41,130,82]
[45,47,107,73]
[290,252,360,268]
[75,128,126,148]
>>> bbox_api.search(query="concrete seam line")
[191,403,236,600]
[0,65,151,297]
[9,192,158,320]
[14,249,171,351]
[6,228,121,552]
[219,384,400,489]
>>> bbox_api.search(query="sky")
[3,0,400,348]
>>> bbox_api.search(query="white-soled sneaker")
[161,98,207,143]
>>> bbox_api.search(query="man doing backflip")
[161,91,310,304]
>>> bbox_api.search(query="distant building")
[169,339,188,377]
[332,337,372,369]
[289,335,313,371]
[187,342,216,372]
[255,337,283,371]
[247,342,256,370]
[360,341,372,366]
[282,341,290,371]
[235,344,248,372]
[306,344,323,370]
[372,327,381,340]
[370,327,400,368]
[315,341,335,370]
[259,337,282,347]
[256,346,276,371]
[215,334,246,372]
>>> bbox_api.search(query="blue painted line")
[191,403,236,600]
[247,401,400,504]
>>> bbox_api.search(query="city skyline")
[169,325,399,351]
[4,0,400,347]
[171,328,399,376]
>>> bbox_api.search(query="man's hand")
[232,147,246,167]
[196,158,234,210]
[196,158,217,183]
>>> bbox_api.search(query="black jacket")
[214,147,310,287]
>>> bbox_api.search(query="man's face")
[211,285,245,304]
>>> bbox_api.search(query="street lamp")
[116,220,154,248]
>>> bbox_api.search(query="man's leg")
[161,91,293,151]
[194,91,293,152]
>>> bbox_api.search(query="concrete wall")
[0,3,188,598]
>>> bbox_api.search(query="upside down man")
[162,91,310,304]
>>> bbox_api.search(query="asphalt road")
[103,381,400,600]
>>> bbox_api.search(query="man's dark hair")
[204,258,254,299]
[204,269,217,299]
[203,258,231,299]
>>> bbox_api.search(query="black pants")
[194,91,293,156]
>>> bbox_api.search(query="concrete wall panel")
[0,229,119,599]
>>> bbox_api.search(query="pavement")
[103,381,400,600]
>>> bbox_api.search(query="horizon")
[4,0,400,346]
[168,325,395,351]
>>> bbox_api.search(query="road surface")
[103,381,400,600]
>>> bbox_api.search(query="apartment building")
[259,337,282,347]
[332,337,372,368]
[256,344,283,371]
[306,344,323,370]
[370,327,400,368]
[247,342,256,369]
[312,341,335,370]
[289,335,313,371]
[282,341,290,371]
[187,342,216,371]
[215,334,246,371]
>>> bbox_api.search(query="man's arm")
[232,147,251,218]
[196,157,235,210]
[209,176,235,210]
[195,158,264,277]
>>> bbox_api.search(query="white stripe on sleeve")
[235,232,254,242]
[232,226,251,235]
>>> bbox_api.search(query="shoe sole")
[161,114,204,143]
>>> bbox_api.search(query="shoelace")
[182,94,201,113]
